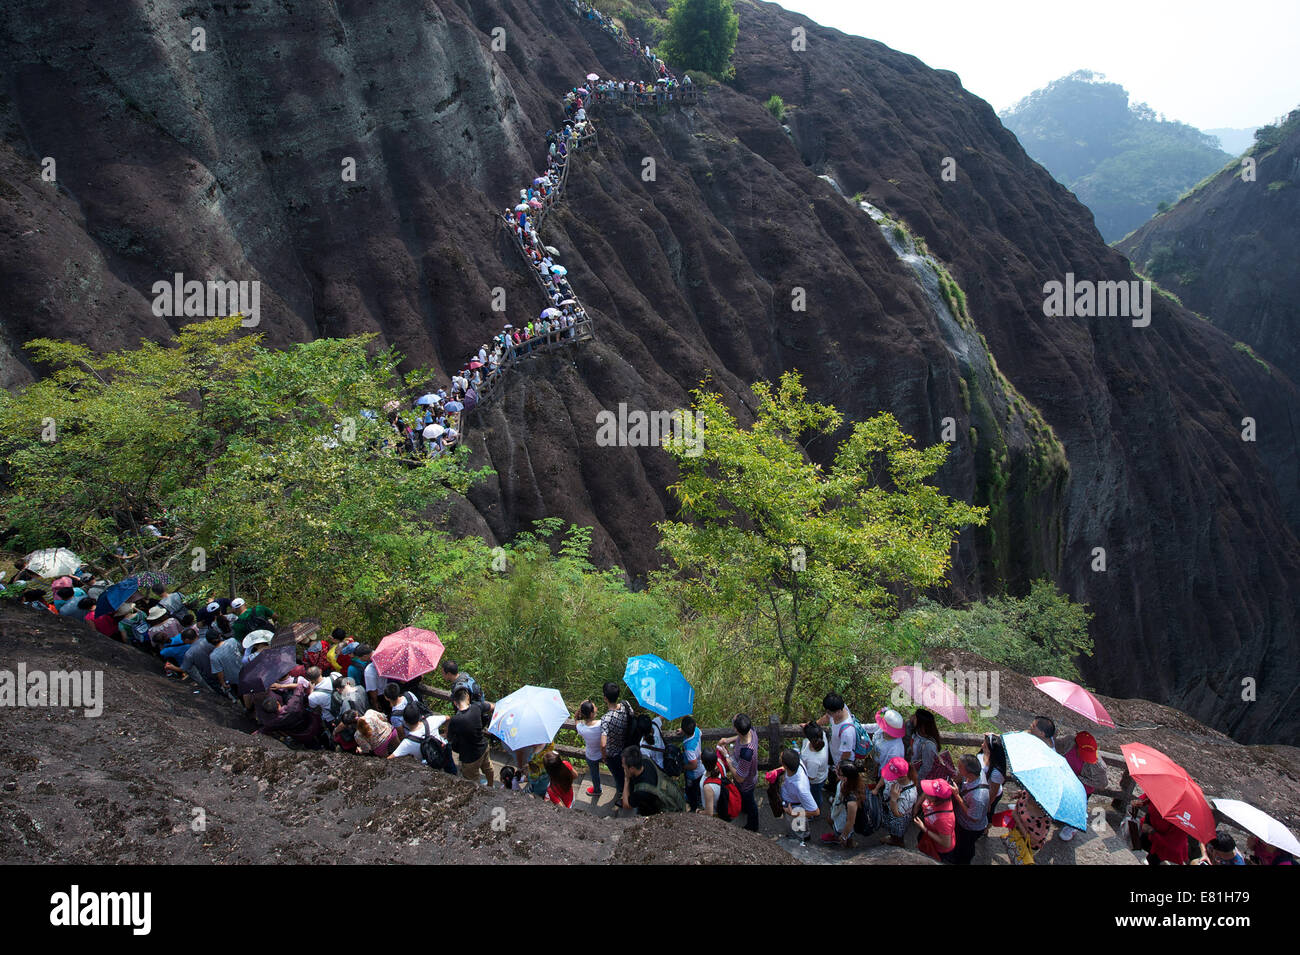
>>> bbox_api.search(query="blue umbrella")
[415,394,438,406]
[95,576,139,617]
[623,654,694,720]
[443,400,464,413]
[1001,731,1089,830]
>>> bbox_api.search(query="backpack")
[709,775,742,821]
[328,681,365,722]
[454,674,483,704]
[415,720,458,775]
[634,770,687,814]
[304,639,333,672]
[849,716,873,760]
[401,691,432,718]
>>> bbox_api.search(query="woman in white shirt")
[799,721,830,809]
[574,700,606,800]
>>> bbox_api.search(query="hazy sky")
[771,0,1300,129]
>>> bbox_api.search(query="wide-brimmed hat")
[881,756,910,782]
[242,630,273,650]
[921,778,953,800]
[875,708,905,738]
[146,606,168,622]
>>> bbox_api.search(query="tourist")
[600,681,634,798]
[909,708,942,778]
[915,778,958,861]
[823,760,879,848]
[944,754,990,864]
[543,752,580,807]
[719,713,760,832]
[681,715,705,811]
[575,700,607,801]
[879,756,917,846]
[981,733,1007,814]
[447,685,495,786]
[775,748,820,835]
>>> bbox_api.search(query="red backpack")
[304,639,334,672]
[709,775,742,821]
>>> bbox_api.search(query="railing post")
[764,714,782,768]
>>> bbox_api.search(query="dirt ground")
[2,607,1295,864]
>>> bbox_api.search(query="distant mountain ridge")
[1000,70,1232,242]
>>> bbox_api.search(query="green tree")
[0,316,492,633]
[659,0,739,78]
[765,94,785,122]
[656,372,987,720]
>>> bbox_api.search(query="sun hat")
[1075,731,1099,764]
[242,629,273,650]
[875,708,905,739]
[920,778,953,800]
[146,606,168,622]
[881,756,910,782]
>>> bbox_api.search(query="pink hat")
[921,778,953,800]
[875,708,905,738]
[881,757,910,782]
[52,576,74,590]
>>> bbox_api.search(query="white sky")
[770,0,1300,129]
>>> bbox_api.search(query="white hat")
[146,606,168,622]
[231,597,246,611]
[205,601,221,614]
[242,629,274,650]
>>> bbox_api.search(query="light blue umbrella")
[443,400,464,413]
[415,394,438,406]
[488,685,569,751]
[623,654,694,720]
[1002,731,1089,830]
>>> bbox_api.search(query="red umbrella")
[373,627,445,682]
[1121,743,1216,842]
[1031,675,1116,728]
[890,665,968,724]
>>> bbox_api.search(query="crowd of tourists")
[6,554,1291,865]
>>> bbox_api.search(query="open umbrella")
[1032,675,1115,728]
[540,307,561,319]
[1211,798,1300,856]
[488,685,569,751]
[544,245,561,256]
[533,176,546,185]
[422,424,446,440]
[550,265,568,276]
[513,203,528,212]
[623,654,694,720]
[136,570,172,590]
[559,299,577,306]
[95,576,139,617]
[383,400,401,413]
[1002,731,1089,830]
[463,388,478,411]
[443,400,464,413]
[890,665,969,724]
[24,548,81,578]
[277,619,321,645]
[1121,743,1215,842]
[373,626,445,682]
[415,393,438,406]
[467,360,483,370]
[237,642,296,694]
[586,73,599,82]
[528,199,542,209]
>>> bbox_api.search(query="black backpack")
[402,690,432,718]
[416,720,457,775]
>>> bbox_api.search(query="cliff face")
[1,0,1298,743]
[1117,114,1300,389]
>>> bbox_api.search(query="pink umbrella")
[1032,676,1116,728]
[373,627,445,682]
[890,665,969,724]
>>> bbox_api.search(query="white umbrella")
[586,73,599,82]
[488,685,569,751]
[422,424,445,440]
[1212,798,1300,856]
[24,548,81,578]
